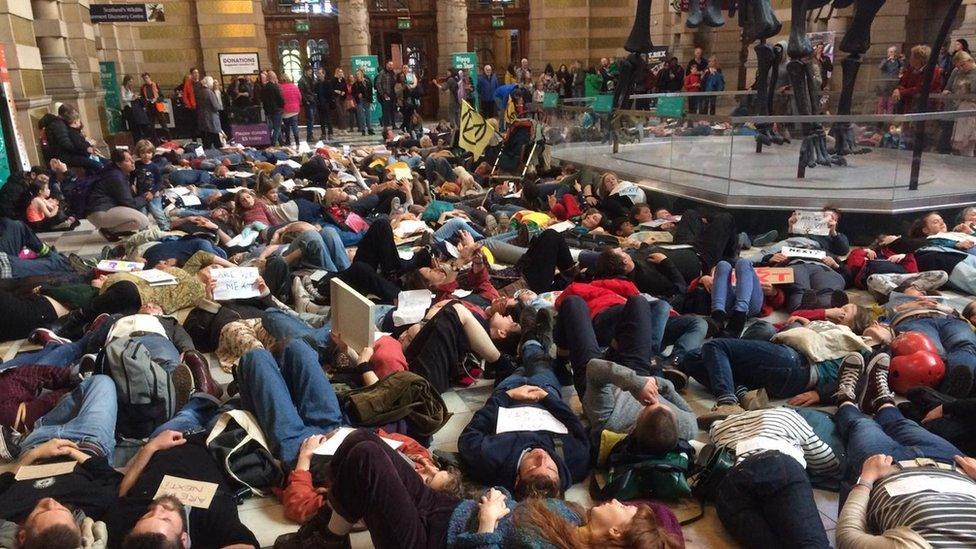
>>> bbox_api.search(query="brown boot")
[740,388,770,411]
[182,350,222,399]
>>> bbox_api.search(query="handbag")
[681,443,735,525]
[206,410,283,497]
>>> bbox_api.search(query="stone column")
[528,0,589,71]
[31,0,81,92]
[0,0,50,165]
[337,0,369,72]
[436,0,468,76]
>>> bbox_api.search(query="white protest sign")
[153,475,219,509]
[312,427,403,456]
[782,246,827,260]
[330,278,375,355]
[211,267,260,301]
[792,210,830,236]
[496,407,568,435]
[392,289,433,327]
[194,146,204,158]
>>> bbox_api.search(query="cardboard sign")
[730,267,795,286]
[330,278,375,355]
[782,247,827,260]
[15,461,76,481]
[211,267,260,301]
[96,260,144,273]
[153,475,218,509]
[792,210,830,236]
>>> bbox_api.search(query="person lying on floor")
[105,429,259,549]
[458,309,590,499]
[832,350,976,548]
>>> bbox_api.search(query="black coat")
[40,114,90,159]
[260,82,284,115]
[86,166,146,215]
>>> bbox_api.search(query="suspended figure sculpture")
[616,1,891,175]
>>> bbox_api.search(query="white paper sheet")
[782,246,827,260]
[276,159,302,169]
[791,211,830,236]
[392,289,433,327]
[496,407,568,435]
[211,267,261,301]
[884,474,976,498]
[312,427,403,456]
[132,269,177,285]
[225,171,256,178]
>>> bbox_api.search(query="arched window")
[278,39,302,83]
[307,39,330,73]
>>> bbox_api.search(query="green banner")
[592,94,614,113]
[451,52,479,110]
[99,61,123,134]
[656,95,686,118]
[543,92,559,109]
[350,55,381,125]
[0,117,9,187]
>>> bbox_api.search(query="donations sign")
[219,52,260,76]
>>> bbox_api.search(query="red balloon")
[889,351,945,395]
[890,331,941,357]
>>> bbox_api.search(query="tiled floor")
[3,220,848,548]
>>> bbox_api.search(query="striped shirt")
[868,468,976,548]
[708,408,838,477]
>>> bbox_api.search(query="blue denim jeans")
[261,308,331,347]
[685,339,810,401]
[152,393,223,436]
[133,333,181,372]
[0,336,87,372]
[712,259,763,316]
[8,252,74,278]
[143,238,227,267]
[20,375,118,460]
[434,218,486,242]
[268,112,283,145]
[236,341,344,467]
[662,314,708,365]
[716,450,830,549]
[896,316,976,385]
[282,115,300,145]
[836,404,962,486]
[285,228,351,272]
[167,169,212,187]
[356,102,371,133]
[304,103,316,141]
[496,341,561,397]
[143,196,170,230]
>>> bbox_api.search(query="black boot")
[53,310,89,341]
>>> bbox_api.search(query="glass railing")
[534,90,976,213]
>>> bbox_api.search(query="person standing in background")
[376,60,397,129]
[352,69,375,136]
[478,64,499,119]
[876,46,904,115]
[140,73,169,142]
[280,74,302,146]
[261,71,285,146]
[314,67,334,141]
[298,66,317,143]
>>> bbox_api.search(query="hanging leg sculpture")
[611,0,653,153]
[831,0,887,156]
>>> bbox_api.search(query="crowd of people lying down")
[2,121,976,549]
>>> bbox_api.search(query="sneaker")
[740,388,770,411]
[860,353,895,415]
[485,214,498,235]
[751,229,779,247]
[28,328,71,347]
[496,212,510,231]
[834,352,865,405]
[68,253,95,275]
[531,308,555,354]
[698,403,746,429]
[77,353,98,378]
[941,365,975,399]
[0,425,22,462]
[293,277,329,315]
[85,313,112,337]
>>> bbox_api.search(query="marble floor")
[0,220,846,548]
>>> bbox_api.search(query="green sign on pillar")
[492,15,504,28]
[350,54,381,125]
[296,19,309,33]
[397,17,411,30]
[451,52,478,110]
[99,61,123,134]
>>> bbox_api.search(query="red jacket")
[280,430,433,523]
[181,77,196,110]
[683,73,701,93]
[550,194,582,221]
[845,247,918,289]
[555,278,639,318]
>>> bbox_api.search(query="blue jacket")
[703,70,726,92]
[458,379,591,491]
[493,84,518,108]
[478,73,499,103]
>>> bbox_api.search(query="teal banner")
[592,94,614,113]
[451,52,479,110]
[656,95,686,118]
[350,55,381,125]
[99,61,123,133]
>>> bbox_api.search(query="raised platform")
[551,136,976,214]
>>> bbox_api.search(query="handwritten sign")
[782,247,827,260]
[392,289,433,327]
[153,475,218,509]
[96,259,144,273]
[731,267,795,286]
[15,461,76,481]
[211,267,260,301]
[792,210,830,236]
[496,406,568,435]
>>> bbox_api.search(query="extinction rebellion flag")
[459,100,493,160]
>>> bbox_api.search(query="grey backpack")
[100,335,176,439]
